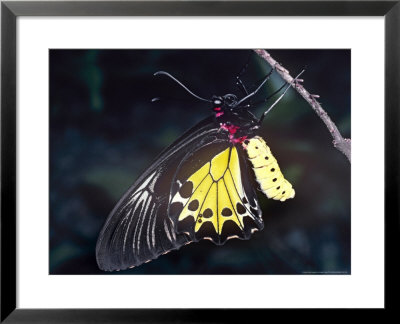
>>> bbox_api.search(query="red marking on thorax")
[214,107,224,118]
[221,123,239,134]
[220,123,248,144]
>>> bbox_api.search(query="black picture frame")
[1,0,398,321]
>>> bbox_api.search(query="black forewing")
[96,116,221,271]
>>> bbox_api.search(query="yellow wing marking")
[228,146,242,190]
[195,182,217,232]
[171,162,209,206]
[217,180,243,233]
[223,173,245,228]
[243,136,295,202]
[187,162,210,188]
[210,148,230,181]
[172,146,257,238]
[178,174,213,221]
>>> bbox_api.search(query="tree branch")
[254,49,351,163]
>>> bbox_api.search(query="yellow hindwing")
[171,146,258,241]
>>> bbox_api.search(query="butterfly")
[96,68,300,271]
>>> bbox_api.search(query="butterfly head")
[212,94,240,113]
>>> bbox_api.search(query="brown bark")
[254,49,351,163]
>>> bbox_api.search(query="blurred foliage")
[50,49,350,274]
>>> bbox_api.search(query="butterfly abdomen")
[243,136,295,202]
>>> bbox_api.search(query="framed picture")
[1,0,398,321]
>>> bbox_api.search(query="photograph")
[49,49,351,275]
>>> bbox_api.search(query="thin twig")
[254,49,351,163]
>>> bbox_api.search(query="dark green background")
[50,49,350,274]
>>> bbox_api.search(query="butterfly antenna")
[235,68,274,106]
[259,70,305,124]
[154,71,211,103]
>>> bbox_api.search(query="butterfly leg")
[251,81,287,107]
[236,53,251,96]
